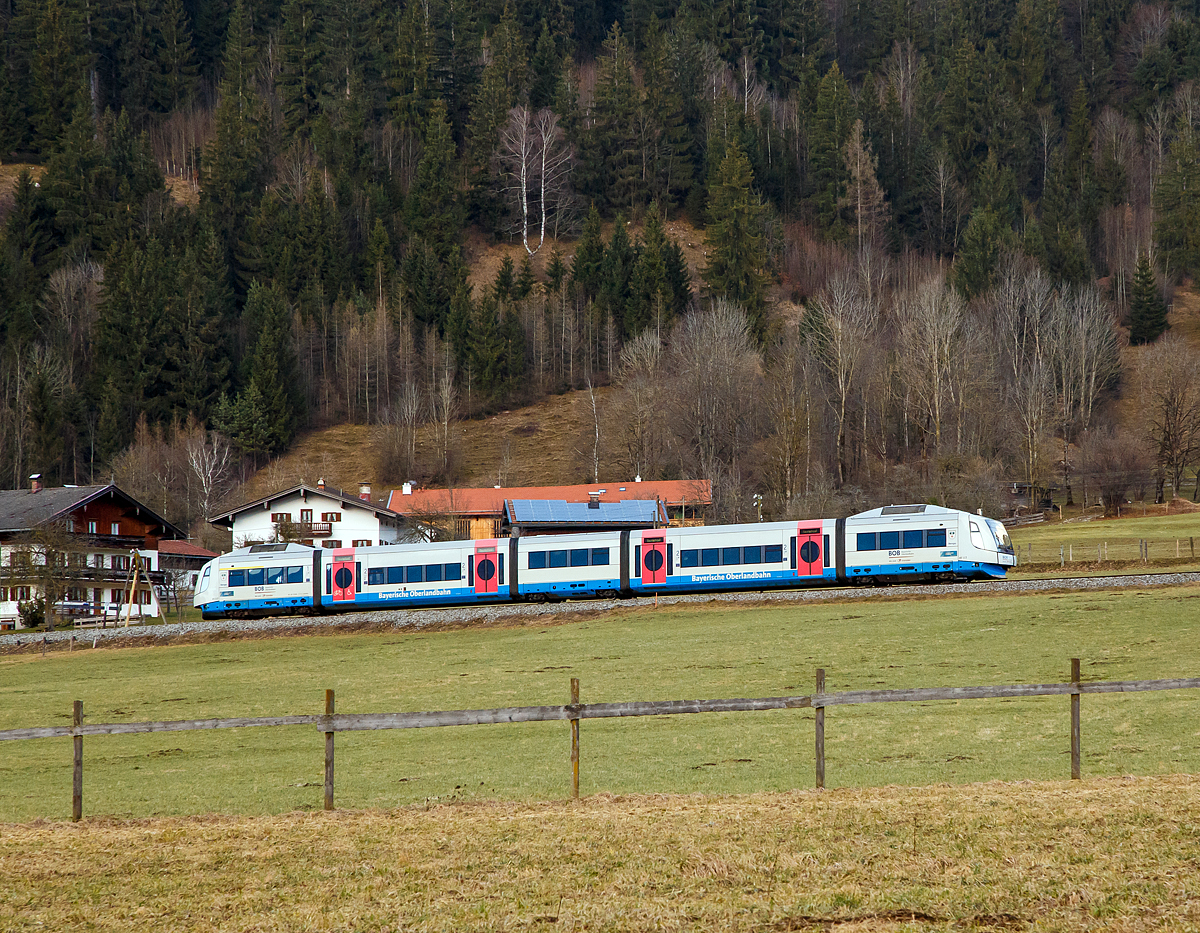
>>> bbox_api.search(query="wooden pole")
[570,678,580,799]
[1071,658,1081,781]
[72,700,83,822]
[815,669,826,790]
[324,689,335,811]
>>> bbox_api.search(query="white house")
[208,481,404,549]
[0,480,187,629]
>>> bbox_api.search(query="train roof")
[848,504,961,521]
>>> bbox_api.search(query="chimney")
[317,477,325,490]
[635,474,642,483]
[29,473,42,493]
[402,482,413,495]
[359,483,371,501]
[588,492,600,510]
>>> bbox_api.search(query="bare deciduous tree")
[498,106,576,255]
[1133,333,1200,501]
[614,329,666,480]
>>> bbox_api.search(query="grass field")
[3,775,1199,932]
[3,585,1200,822]
[1008,509,1200,571]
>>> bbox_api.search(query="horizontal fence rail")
[2,660,1198,820]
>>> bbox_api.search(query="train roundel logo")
[643,549,664,572]
[477,557,496,581]
[800,541,820,563]
[334,567,353,589]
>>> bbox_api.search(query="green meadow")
[3,585,1199,822]
[1009,510,1200,567]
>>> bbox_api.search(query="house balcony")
[298,523,333,537]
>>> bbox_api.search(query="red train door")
[474,542,499,595]
[797,525,823,576]
[641,535,667,586]
[330,549,357,601]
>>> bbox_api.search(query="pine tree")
[570,204,605,304]
[40,100,115,259]
[840,118,888,254]
[390,0,435,131]
[237,280,302,454]
[1155,128,1200,281]
[598,216,636,337]
[1129,252,1169,346]
[951,206,1014,299]
[151,0,199,113]
[29,0,88,153]
[528,20,561,110]
[590,22,642,210]
[810,62,854,232]
[407,99,463,259]
[277,0,323,138]
[703,137,767,338]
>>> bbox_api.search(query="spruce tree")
[277,0,324,138]
[1129,253,1169,346]
[406,100,463,259]
[29,0,88,153]
[703,137,767,338]
[1155,128,1200,281]
[570,204,605,304]
[810,62,854,233]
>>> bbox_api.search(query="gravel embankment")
[5,571,1200,649]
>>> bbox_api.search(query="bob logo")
[888,549,902,558]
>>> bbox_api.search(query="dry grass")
[3,776,1199,931]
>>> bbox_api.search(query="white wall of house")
[229,492,402,549]
[0,544,163,629]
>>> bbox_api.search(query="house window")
[271,512,292,524]
[88,521,97,534]
[67,519,75,532]
[13,586,30,601]
[0,587,6,601]
[300,510,313,524]
[111,589,124,604]
[110,522,120,535]
[352,539,371,547]
[321,512,341,523]
[112,555,130,571]
[323,540,342,549]
[93,554,105,568]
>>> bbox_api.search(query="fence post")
[570,678,580,799]
[72,700,83,822]
[815,669,826,790]
[1071,659,1081,781]
[324,689,335,811]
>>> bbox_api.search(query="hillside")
[235,386,620,504]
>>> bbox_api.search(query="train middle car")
[193,505,1016,619]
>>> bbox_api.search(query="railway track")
[4,569,1200,649]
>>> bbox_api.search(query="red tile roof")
[387,480,712,516]
[158,540,220,558]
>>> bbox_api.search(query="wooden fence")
[3,658,1199,821]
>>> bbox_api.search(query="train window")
[406,566,423,583]
[288,566,305,583]
[528,551,547,569]
[387,566,404,584]
[570,548,590,567]
[879,531,900,550]
[764,545,783,563]
[857,533,876,551]
[591,548,609,565]
[200,567,211,590]
[927,529,947,547]
[267,567,285,585]
[743,546,761,564]
[229,569,246,587]
[426,564,443,582]
[247,568,265,586]
[722,547,741,565]
[445,563,461,581]
[498,554,504,585]
[549,550,568,568]
[368,567,386,586]
[824,535,831,567]
[680,549,698,567]
[701,548,719,566]
[903,530,923,548]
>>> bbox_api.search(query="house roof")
[158,539,220,558]
[0,484,186,539]
[506,499,666,528]
[387,480,712,516]
[208,483,402,528]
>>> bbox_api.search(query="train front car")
[193,543,320,619]
[844,504,1014,583]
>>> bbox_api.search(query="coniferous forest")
[4,0,1200,531]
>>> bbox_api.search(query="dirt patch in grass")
[3,775,1198,932]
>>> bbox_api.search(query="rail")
[3,659,1198,821]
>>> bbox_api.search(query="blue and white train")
[192,504,1016,619]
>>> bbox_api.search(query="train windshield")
[985,519,1014,553]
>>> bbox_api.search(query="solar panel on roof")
[507,499,660,524]
[881,505,927,515]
